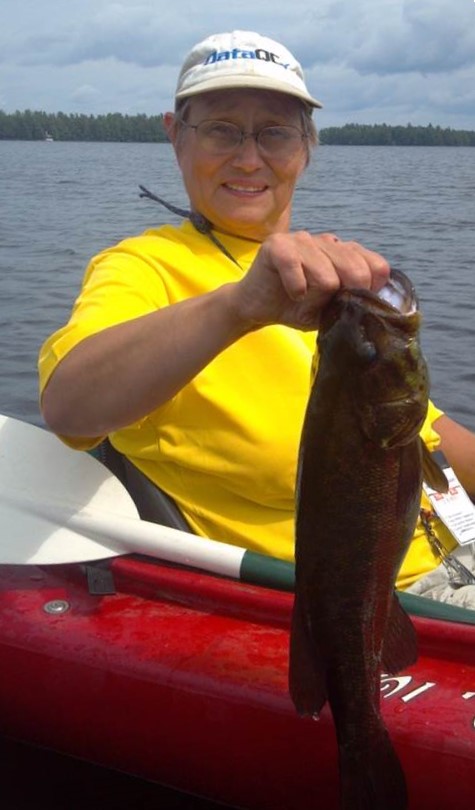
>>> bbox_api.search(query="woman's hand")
[231,231,390,330]
[41,231,390,437]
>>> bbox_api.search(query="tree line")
[0,110,167,142]
[1,110,475,146]
[319,122,475,147]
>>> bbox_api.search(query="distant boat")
[44,132,54,142]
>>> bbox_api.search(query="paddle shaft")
[4,415,472,619]
[4,486,296,589]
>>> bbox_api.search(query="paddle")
[0,415,295,590]
[3,414,475,624]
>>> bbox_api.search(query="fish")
[289,268,448,810]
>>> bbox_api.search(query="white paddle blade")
[2,491,125,564]
[0,414,138,564]
[0,416,246,576]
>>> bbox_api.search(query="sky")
[1,0,475,129]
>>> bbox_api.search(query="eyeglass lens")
[194,121,303,155]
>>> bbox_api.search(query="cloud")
[281,0,475,78]
[2,1,292,70]
[3,1,474,79]
[0,0,474,128]
[0,2,189,68]
[70,84,101,105]
[351,1,475,76]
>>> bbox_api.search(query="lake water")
[0,140,474,804]
[1,140,474,432]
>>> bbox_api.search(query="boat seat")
[96,438,193,534]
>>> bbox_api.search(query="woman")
[39,30,475,600]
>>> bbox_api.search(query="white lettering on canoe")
[380,676,475,733]
[400,682,436,703]
[462,693,475,730]
[381,674,436,702]
[380,674,413,698]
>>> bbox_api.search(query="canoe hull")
[0,558,474,809]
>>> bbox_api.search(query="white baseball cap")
[175,30,322,109]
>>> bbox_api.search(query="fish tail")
[339,727,408,810]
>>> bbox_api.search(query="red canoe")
[0,553,474,810]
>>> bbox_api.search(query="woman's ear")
[163,111,177,145]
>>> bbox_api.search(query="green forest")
[0,110,168,142]
[319,122,475,146]
[1,110,475,146]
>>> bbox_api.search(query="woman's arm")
[41,283,245,437]
[41,231,389,438]
[434,413,475,497]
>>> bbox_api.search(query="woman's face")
[166,89,309,242]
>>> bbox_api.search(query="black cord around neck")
[139,185,242,268]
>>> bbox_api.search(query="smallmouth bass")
[289,269,447,810]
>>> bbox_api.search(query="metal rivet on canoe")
[43,599,70,615]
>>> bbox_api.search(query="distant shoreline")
[1,111,474,146]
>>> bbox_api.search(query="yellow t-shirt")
[38,221,453,588]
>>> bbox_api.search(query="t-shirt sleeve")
[39,240,172,382]
[420,398,444,451]
[38,241,170,450]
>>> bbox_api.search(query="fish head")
[317,269,430,449]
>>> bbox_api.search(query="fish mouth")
[377,396,416,408]
[377,269,418,315]
[335,269,419,320]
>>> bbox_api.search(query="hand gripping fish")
[289,269,447,810]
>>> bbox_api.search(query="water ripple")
[1,141,474,430]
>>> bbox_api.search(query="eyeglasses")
[180,119,306,158]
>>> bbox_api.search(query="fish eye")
[358,340,377,363]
